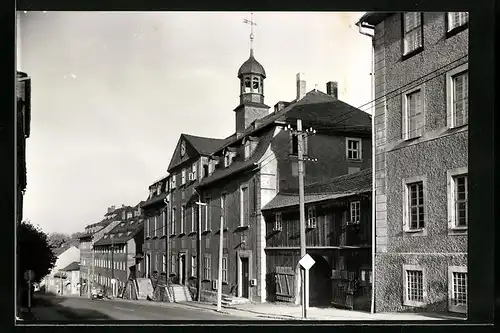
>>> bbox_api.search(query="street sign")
[24,270,34,282]
[298,254,315,270]
[111,278,116,285]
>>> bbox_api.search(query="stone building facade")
[357,12,468,315]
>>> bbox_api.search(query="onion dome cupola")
[234,13,270,136]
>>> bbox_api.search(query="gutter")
[357,20,376,315]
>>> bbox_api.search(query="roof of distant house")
[93,217,144,247]
[262,168,372,211]
[52,243,78,257]
[60,261,80,272]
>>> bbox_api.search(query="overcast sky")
[18,11,372,235]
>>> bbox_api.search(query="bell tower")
[234,13,270,136]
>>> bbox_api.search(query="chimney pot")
[326,81,338,100]
[296,73,306,101]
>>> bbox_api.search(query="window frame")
[402,175,427,235]
[204,254,212,281]
[274,212,282,231]
[240,184,250,227]
[349,201,361,225]
[402,85,425,140]
[346,137,362,161]
[204,197,211,231]
[403,264,427,308]
[401,12,424,59]
[191,205,196,233]
[181,168,186,185]
[220,193,227,230]
[447,167,468,232]
[222,255,228,283]
[180,205,186,235]
[191,255,197,277]
[307,206,317,228]
[445,12,469,38]
[448,265,468,314]
[446,63,468,129]
[170,207,176,235]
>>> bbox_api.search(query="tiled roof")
[52,244,77,257]
[196,127,275,188]
[93,218,144,246]
[141,192,168,208]
[61,261,80,271]
[262,168,372,211]
[212,89,370,156]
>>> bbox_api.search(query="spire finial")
[243,12,257,57]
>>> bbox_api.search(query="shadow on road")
[34,295,112,320]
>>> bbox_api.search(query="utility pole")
[285,119,317,319]
[111,237,115,298]
[297,119,307,319]
[164,197,169,281]
[217,208,224,312]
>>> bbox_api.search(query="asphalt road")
[32,295,268,321]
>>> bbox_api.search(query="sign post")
[24,270,34,312]
[298,254,315,319]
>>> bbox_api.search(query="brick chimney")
[296,73,306,101]
[326,81,338,100]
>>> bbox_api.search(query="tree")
[17,221,57,285]
[70,231,85,240]
[47,232,71,248]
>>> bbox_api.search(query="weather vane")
[243,12,257,55]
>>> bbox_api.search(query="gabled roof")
[52,244,78,257]
[262,168,372,211]
[167,134,228,172]
[61,261,80,271]
[93,218,144,246]
[212,89,370,156]
[196,127,275,188]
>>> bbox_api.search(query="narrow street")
[30,294,269,321]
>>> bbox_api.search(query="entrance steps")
[169,284,193,302]
[218,295,250,307]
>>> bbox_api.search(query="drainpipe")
[357,20,376,315]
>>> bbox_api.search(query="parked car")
[91,287,104,300]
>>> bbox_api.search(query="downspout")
[357,21,376,314]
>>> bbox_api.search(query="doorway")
[179,254,186,285]
[308,254,332,307]
[241,257,249,298]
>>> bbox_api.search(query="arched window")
[244,77,251,93]
[253,77,260,93]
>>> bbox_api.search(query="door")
[241,258,249,298]
[179,254,186,285]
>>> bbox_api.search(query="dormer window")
[126,212,132,219]
[130,220,135,225]
[224,153,230,167]
[127,231,132,236]
[244,140,251,160]
[156,182,162,195]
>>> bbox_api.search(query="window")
[180,206,185,234]
[447,12,469,32]
[403,12,423,56]
[171,176,176,189]
[204,255,212,280]
[244,140,251,160]
[404,265,426,307]
[162,209,167,236]
[126,212,132,219]
[145,217,149,238]
[307,207,316,228]
[446,64,468,128]
[448,266,467,313]
[191,162,197,180]
[203,164,209,178]
[252,77,260,93]
[447,168,468,230]
[204,197,211,231]
[170,254,176,274]
[220,194,226,229]
[406,181,425,230]
[171,207,176,235]
[274,212,282,231]
[403,88,424,140]
[222,256,228,283]
[191,255,197,277]
[290,133,299,156]
[244,77,251,93]
[154,215,158,237]
[349,201,361,224]
[224,152,231,168]
[181,169,186,185]
[346,138,362,160]
[240,185,249,227]
[191,206,196,233]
